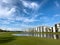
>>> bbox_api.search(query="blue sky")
[0,0,60,31]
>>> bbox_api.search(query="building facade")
[51,27,56,32]
[55,23,60,32]
[27,23,60,33]
[32,26,51,32]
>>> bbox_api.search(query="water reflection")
[12,33,60,39]
[33,33,60,39]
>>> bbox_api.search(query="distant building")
[55,23,60,32]
[32,26,51,32]
[26,23,60,33]
[51,27,56,32]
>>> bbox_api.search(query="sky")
[0,0,60,31]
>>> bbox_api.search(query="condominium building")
[55,23,60,32]
[27,23,60,33]
[50,23,60,32]
[51,27,56,32]
[32,26,51,32]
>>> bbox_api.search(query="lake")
[12,33,60,39]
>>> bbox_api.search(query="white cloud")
[23,18,38,23]
[0,0,16,25]
[38,0,48,9]
[30,2,39,9]
[55,1,60,7]
[40,17,48,20]
[2,0,10,3]
[40,16,50,22]
[16,16,39,23]
[20,23,36,28]
[0,17,16,25]
[31,14,39,19]
[0,7,16,17]
[0,0,16,18]
[20,0,47,11]
[8,7,16,14]
[0,26,21,31]
[19,0,47,23]
[2,0,15,4]
[23,9,29,14]
[51,14,60,21]
[0,0,39,24]
[54,14,60,17]
[20,0,39,10]
[0,0,49,30]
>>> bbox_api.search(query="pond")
[12,33,60,39]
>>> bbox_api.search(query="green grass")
[0,32,60,45]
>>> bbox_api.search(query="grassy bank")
[0,32,60,45]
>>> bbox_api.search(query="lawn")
[0,32,60,45]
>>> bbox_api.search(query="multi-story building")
[55,23,60,32]
[27,23,60,33]
[51,27,56,32]
[32,26,51,32]
[49,23,60,32]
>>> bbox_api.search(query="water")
[12,33,60,39]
